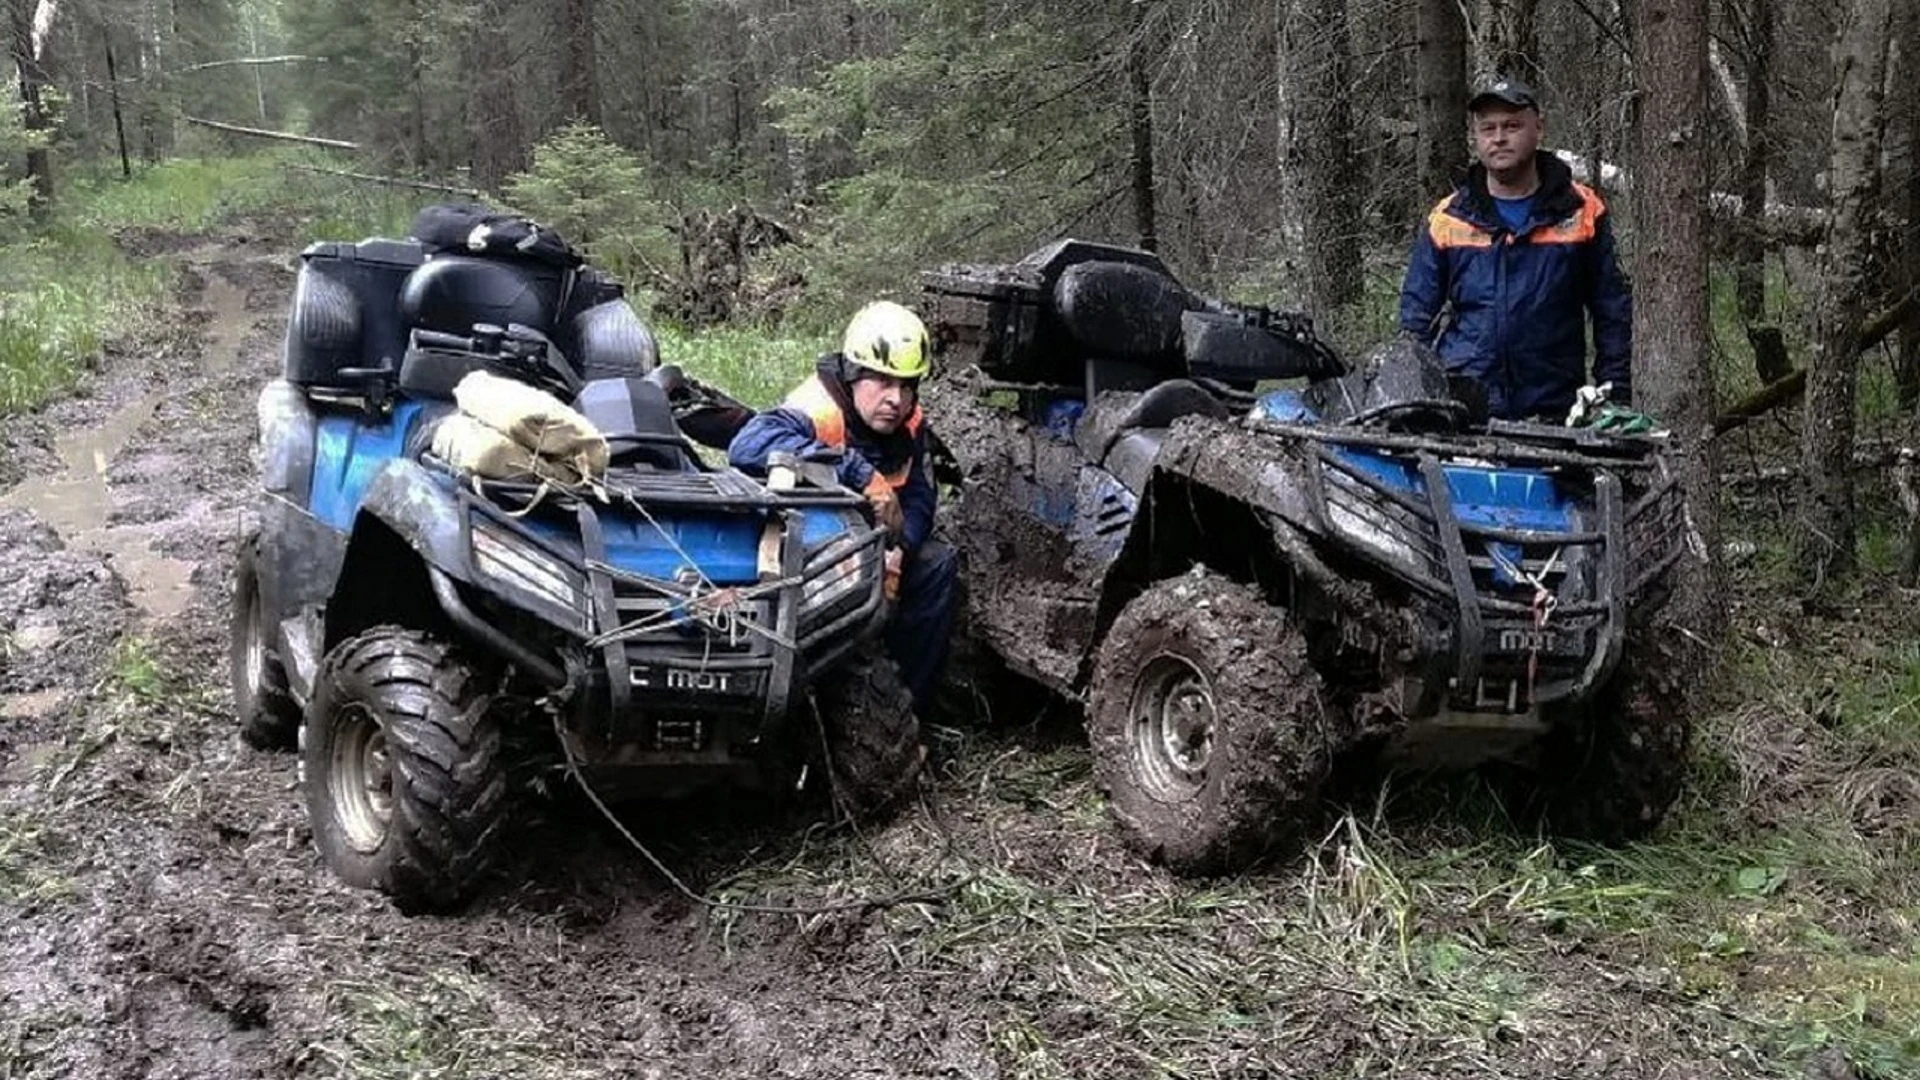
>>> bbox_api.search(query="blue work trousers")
[886,540,958,715]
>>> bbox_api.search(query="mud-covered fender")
[347,458,479,586]
[256,379,316,505]
[1150,418,1321,531]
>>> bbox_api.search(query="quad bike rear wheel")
[302,627,506,913]
[1089,569,1338,874]
[231,531,300,751]
[812,642,924,820]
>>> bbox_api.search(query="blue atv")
[230,233,918,912]
[921,240,1691,872]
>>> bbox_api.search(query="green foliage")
[769,1,1137,319]
[652,321,828,408]
[503,124,676,289]
[0,99,49,232]
[0,224,171,415]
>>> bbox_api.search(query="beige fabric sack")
[450,370,609,476]
[429,413,591,486]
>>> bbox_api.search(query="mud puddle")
[0,272,251,622]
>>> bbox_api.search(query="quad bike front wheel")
[1512,624,1693,841]
[1089,569,1338,874]
[812,642,924,820]
[302,627,506,913]
[231,531,300,750]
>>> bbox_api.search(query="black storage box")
[283,239,426,386]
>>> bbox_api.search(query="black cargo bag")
[409,203,583,268]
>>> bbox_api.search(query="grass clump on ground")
[0,222,171,415]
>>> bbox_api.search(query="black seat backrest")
[399,255,566,338]
[574,378,695,472]
[1072,379,1230,467]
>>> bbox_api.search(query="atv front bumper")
[1254,418,1689,714]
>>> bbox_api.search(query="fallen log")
[280,162,479,199]
[181,115,358,150]
[1712,288,1920,436]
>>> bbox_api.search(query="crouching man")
[728,301,957,715]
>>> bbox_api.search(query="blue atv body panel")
[305,399,836,587]
[310,401,433,531]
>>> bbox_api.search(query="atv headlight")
[1327,502,1419,570]
[801,536,875,616]
[471,518,588,622]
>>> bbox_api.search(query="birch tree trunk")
[1798,0,1896,592]
[1896,0,1920,411]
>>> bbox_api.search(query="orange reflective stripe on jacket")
[1426,182,1605,249]
[1427,199,1494,249]
[1528,182,1604,246]
[782,374,924,488]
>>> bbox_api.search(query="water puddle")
[0,270,253,622]
[0,689,67,721]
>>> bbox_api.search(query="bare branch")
[180,116,360,150]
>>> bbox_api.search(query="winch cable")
[543,469,964,914]
[551,709,976,918]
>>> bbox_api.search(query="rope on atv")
[551,710,975,918]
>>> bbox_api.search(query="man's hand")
[884,547,903,600]
[864,474,905,535]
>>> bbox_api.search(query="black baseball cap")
[1469,76,1540,112]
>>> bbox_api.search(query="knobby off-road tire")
[813,642,924,821]
[1089,569,1338,874]
[1524,624,1692,842]
[231,532,300,751]
[302,627,506,914]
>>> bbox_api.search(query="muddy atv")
[231,236,918,912]
[919,240,1691,873]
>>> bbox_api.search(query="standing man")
[728,301,957,716]
[1399,76,1634,422]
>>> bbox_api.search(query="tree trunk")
[1415,0,1467,200]
[465,0,527,191]
[1631,0,1724,647]
[1898,0,1920,412]
[561,0,601,126]
[1733,0,1772,328]
[1127,12,1158,253]
[103,31,131,179]
[1280,0,1361,321]
[9,0,54,215]
[1798,0,1896,593]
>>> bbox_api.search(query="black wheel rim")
[1128,653,1218,802]
[328,703,394,853]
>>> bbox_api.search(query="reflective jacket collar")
[1451,151,1584,235]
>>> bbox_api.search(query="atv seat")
[575,377,696,472]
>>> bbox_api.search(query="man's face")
[1471,103,1543,174]
[851,373,917,434]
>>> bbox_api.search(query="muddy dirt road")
[0,227,1809,1079]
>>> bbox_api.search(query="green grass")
[0,222,172,414]
[314,975,597,1080]
[694,602,1920,1079]
[652,321,832,408]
